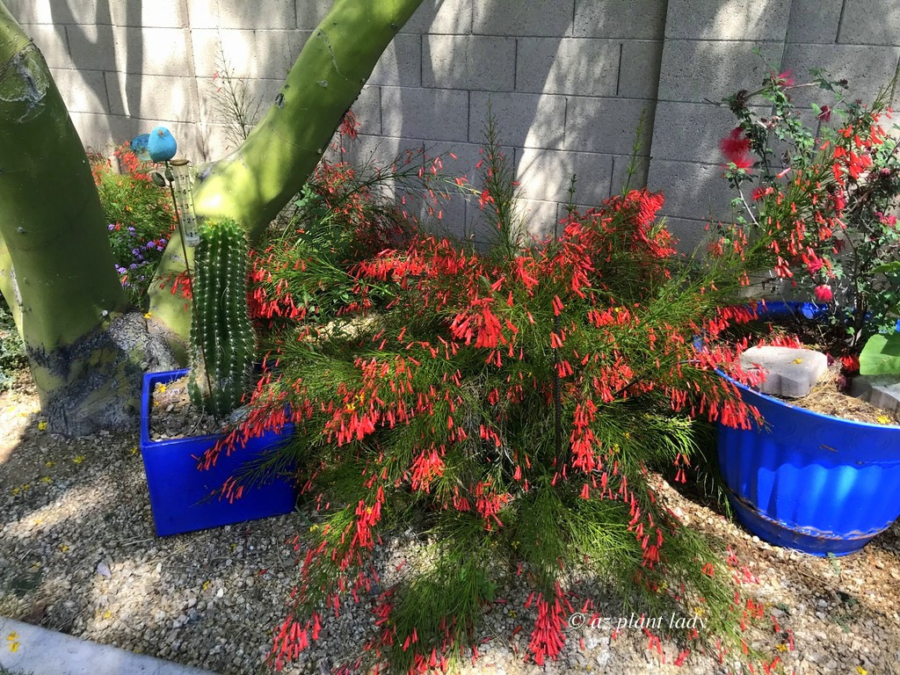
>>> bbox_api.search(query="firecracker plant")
[207,118,785,673]
[715,68,900,367]
[248,112,473,333]
[188,218,256,417]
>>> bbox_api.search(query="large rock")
[851,376,900,415]
[739,346,828,398]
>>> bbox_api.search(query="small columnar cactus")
[189,218,255,417]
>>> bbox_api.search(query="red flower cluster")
[229,187,764,672]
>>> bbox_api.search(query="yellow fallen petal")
[877,415,891,425]
[857,667,868,675]
[7,632,18,641]
[9,642,18,652]
[792,358,803,364]
[38,421,48,431]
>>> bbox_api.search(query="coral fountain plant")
[210,122,778,672]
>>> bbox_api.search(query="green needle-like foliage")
[189,218,255,416]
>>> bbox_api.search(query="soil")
[791,363,900,425]
[149,375,231,441]
[1,366,900,674]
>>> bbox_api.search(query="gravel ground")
[1,374,899,674]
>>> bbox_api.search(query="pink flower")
[774,70,796,87]
[814,284,834,303]
[720,128,752,169]
[817,105,832,122]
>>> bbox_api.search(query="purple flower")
[132,248,140,256]
[108,223,115,231]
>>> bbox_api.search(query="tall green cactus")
[188,218,255,417]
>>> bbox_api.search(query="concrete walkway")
[0,618,216,675]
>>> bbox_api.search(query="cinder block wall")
[8,0,900,245]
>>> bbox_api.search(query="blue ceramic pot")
[718,304,900,557]
[140,370,296,536]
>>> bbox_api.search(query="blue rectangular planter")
[140,369,297,537]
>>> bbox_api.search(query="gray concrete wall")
[8,0,900,244]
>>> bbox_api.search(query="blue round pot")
[718,304,900,557]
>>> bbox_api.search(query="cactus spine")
[188,218,255,416]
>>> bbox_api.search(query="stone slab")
[740,346,828,399]
[851,376,900,415]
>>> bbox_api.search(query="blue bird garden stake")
[132,126,214,402]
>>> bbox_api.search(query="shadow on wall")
[39,0,294,161]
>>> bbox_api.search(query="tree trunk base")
[28,313,179,437]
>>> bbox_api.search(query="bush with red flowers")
[216,119,779,673]
[715,69,900,364]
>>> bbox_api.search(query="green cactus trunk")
[188,219,255,417]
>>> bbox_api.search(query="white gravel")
[1,380,899,674]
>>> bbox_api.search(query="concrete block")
[468,92,566,149]
[424,35,516,91]
[665,0,791,41]
[109,0,187,27]
[65,23,116,72]
[787,0,843,44]
[197,76,280,127]
[650,101,769,164]
[838,0,900,46]
[660,216,711,255]
[295,0,330,29]
[199,121,248,158]
[381,87,469,142]
[51,68,109,115]
[351,85,382,136]
[256,30,309,78]
[520,198,566,239]
[108,27,192,76]
[782,44,900,108]
[516,147,614,204]
[610,154,650,192]
[187,0,296,29]
[473,0,575,37]
[657,40,784,103]
[336,134,413,173]
[402,0,473,34]
[573,0,667,40]
[21,24,74,70]
[740,346,828,399]
[421,139,515,191]
[4,0,95,25]
[516,38,619,96]
[564,97,653,156]
[851,376,900,416]
[618,41,664,100]
[105,72,199,123]
[191,29,258,79]
[370,34,422,88]
[647,159,735,221]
